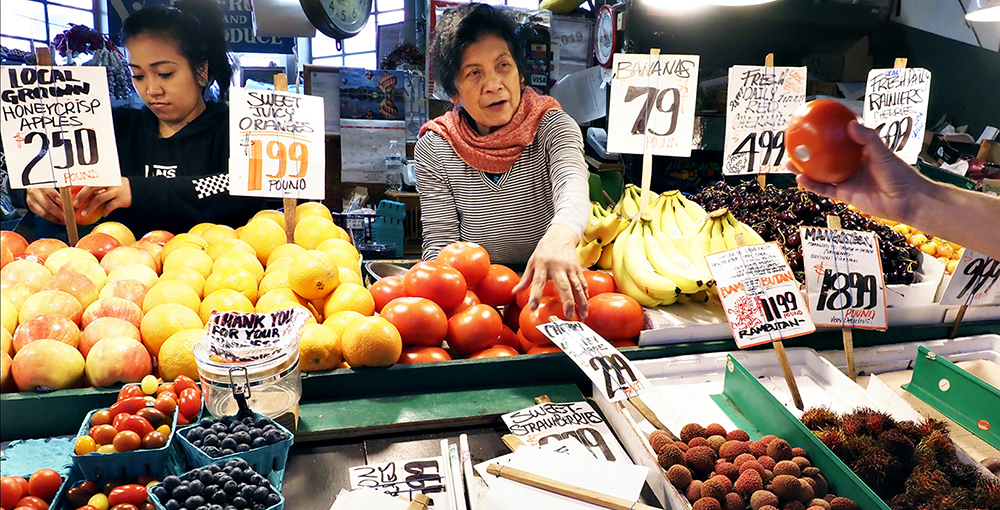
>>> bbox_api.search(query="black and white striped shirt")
[414,109,591,264]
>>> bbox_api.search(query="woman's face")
[126,34,207,134]
[452,34,522,136]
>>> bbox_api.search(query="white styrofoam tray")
[817,334,1000,375]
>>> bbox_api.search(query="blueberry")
[212,422,228,433]
[188,479,204,495]
[202,434,221,447]
[208,464,222,473]
[254,417,271,428]
[252,486,270,503]
[223,479,239,494]
[172,484,190,501]
[250,437,267,449]
[248,429,262,440]
[199,417,215,427]
[199,470,215,485]
[242,416,256,425]
[236,444,250,453]
[218,475,233,487]
[163,475,182,490]
[232,431,252,444]
[208,505,224,510]
[184,494,205,509]
[235,459,250,470]
[261,424,276,432]
[165,500,182,510]
[224,506,237,510]
[240,485,256,500]
[249,473,264,486]
[203,446,221,458]
[221,437,238,450]
[265,493,280,506]
[152,485,170,501]
[211,489,228,504]
[253,504,266,510]
[187,427,206,440]
[221,448,236,456]
[193,440,203,448]
[221,415,235,425]
[232,496,248,509]
[265,430,284,444]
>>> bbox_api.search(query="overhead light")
[640,0,780,12]
[966,0,1000,22]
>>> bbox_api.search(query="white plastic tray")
[817,334,1000,374]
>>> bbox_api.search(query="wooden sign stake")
[273,73,297,244]
[894,57,908,69]
[826,214,857,381]
[755,53,776,191]
[736,232,803,409]
[486,464,658,510]
[638,48,660,213]
[34,48,80,246]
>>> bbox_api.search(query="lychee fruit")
[734,453,756,468]
[682,423,708,442]
[802,467,819,478]
[759,507,779,510]
[808,499,831,510]
[773,460,801,477]
[686,480,704,503]
[727,429,751,442]
[707,435,727,453]
[806,507,825,510]
[715,461,739,482]
[766,439,794,461]
[760,434,778,444]
[657,443,685,469]
[649,429,673,453]
[750,490,779,510]
[738,459,765,476]
[735,468,764,499]
[693,497,723,510]
[809,473,828,497]
[667,464,693,490]
[791,448,808,459]
[685,445,719,476]
[762,470,774,485]
[721,440,751,461]
[770,474,801,501]
[725,492,745,510]
[690,437,710,448]
[706,423,728,437]
[783,500,805,510]
[701,475,733,504]
[749,440,768,457]
[797,479,815,502]
[674,440,690,452]
[757,455,776,471]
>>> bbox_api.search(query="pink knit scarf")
[419,87,562,174]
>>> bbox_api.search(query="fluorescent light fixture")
[640,0,782,12]
[966,0,1000,21]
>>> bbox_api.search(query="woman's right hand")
[25,188,66,224]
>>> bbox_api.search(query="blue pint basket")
[148,457,285,510]
[70,406,179,481]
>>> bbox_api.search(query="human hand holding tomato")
[512,224,588,320]
[74,178,132,219]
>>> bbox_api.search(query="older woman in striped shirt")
[416,3,591,319]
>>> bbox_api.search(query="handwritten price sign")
[706,243,816,348]
[501,401,630,462]
[863,68,930,165]
[800,227,887,330]
[606,53,699,157]
[0,65,121,188]
[348,457,453,508]
[229,88,325,200]
[723,65,806,175]
[940,249,1000,306]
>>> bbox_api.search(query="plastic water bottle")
[385,140,404,192]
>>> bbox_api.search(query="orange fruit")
[189,222,215,237]
[159,268,207,298]
[294,216,341,250]
[266,244,307,267]
[200,224,238,243]
[161,233,207,261]
[240,217,286,265]
[163,246,214,279]
[323,310,365,336]
[141,303,203,356]
[256,288,306,313]
[317,238,360,262]
[297,323,342,372]
[206,238,256,262]
[199,289,254,324]
[258,269,291,297]
[323,283,375,317]
[296,201,334,223]
[203,268,258,305]
[340,317,401,367]
[288,250,339,300]
[157,329,205,382]
[142,280,201,314]
[213,250,265,284]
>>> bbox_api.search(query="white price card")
[538,320,651,402]
[706,243,816,348]
[228,87,325,200]
[863,68,931,165]
[800,227,887,330]
[606,53,699,157]
[1,65,121,188]
[348,456,454,510]
[205,308,312,362]
[939,249,1000,306]
[501,402,631,463]
[723,65,807,176]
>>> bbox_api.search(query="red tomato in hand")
[446,304,502,355]
[583,270,616,297]
[584,293,644,341]
[403,261,467,312]
[785,99,863,184]
[447,290,480,316]
[473,264,520,307]
[398,346,452,364]
[515,281,556,309]
[1,476,24,509]
[469,345,519,358]
[379,297,448,347]
[436,242,491,286]
[27,469,61,502]
[518,297,566,346]
[370,275,407,313]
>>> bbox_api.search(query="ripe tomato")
[584,293,644,341]
[155,383,175,396]
[118,415,154,438]
[527,345,562,354]
[90,424,118,446]
[518,297,566,346]
[447,290,480,316]
[398,346,452,364]
[785,99,863,184]
[583,270,616,297]
[178,389,201,419]
[515,330,536,354]
[446,304,502,355]
[502,301,520,332]
[1,476,24,509]
[117,385,145,402]
[141,430,168,449]
[75,435,98,455]
[15,494,49,509]
[469,345,519,358]
[473,264,520,307]
[153,395,177,416]
[108,484,147,506]
[515,281,556,309]
[491,325,519,349]
[370,275,407,313]
[436,242,491,286]
[112,412,131,431]
[109,397,146,419]
[172,375,198,395]
[403,261,467,312]
[112,430,142,452]
[379,297,448,347]
[89,410,112,427]
[27,469,61,502]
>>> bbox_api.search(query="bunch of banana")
[686,207,766,274]
[578,201,624,268]
[654,190,708,257]
[611,184,643,219]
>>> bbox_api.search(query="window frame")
[1,0,98,55]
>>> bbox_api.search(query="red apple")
[0,350,11,391]
[19,289,83,325]
[1,245,11,269]
[80,317,141,358]
[1,259,52,292]
[99,279,149,309]
[101,246,159,274]
[13,252,43,264]
[76,232,121,260]
[0,231,29,256]
[58,259,106,290]
[24,238,69,263]
[141,230,175,247]
[44,247,98,274]
[13,338,86,391]
[85,335,151,387]
[1,282,34,309]
[69,186,103,226]
[83,296,143,330]
[91,222,136,247]
[44,271,99,309]
[12,313,81,352]
[133,239,164,267]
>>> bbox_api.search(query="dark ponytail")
[121,0,236,100]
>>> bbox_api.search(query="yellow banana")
[584,211,623,246]
[642,223,707,294]
[675,193,708,222]
[596,243,614,270]
[576,238,602,268]
[621,185,641,218]
[709,216,727,254]
[733,219,766,245]
[657,192,684,240]
[623,221,682,300]
[676,289,711,305]
[670,195,697,234]
[611,221,661,307]
[722,215,739,250]
[687,217,714,275]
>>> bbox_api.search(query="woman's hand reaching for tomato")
[512,223,588,320]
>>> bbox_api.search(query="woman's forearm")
[906,181,1000,260]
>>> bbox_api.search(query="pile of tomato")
[64,478,156,510]
[0,469,62,510]
[370,242,646,363]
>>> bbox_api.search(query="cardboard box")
[803,36,874,82]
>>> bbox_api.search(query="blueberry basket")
[147,457,285,510]
[70,406,179,481]
[175,413,293,491]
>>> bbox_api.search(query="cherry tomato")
[109,397,147,420]
[64,486,95,508]
[403,261,468,312]
[469,345,519,358]
[447,290,480,317]
[515,281,556,309]
[90,424,118,446]
[172,375,198,396]
[584,293,644,341]
[74,506,99,510]
[156,390,178,403]
[135,408,169,429]
[77,482,100,496]
[112,430,141,452]
[14,495,49,509]
[135,476,155,487]
[1,476,24,509]
[397,346,453,364]
[491,325,519,350]
[97,444,118,454]
[785,99,863,184]
[11,478,28,498]
[89,410,112,427]
[518,296,566,345]
[107,484,147,506]
[370,275,407,313]
[176,413,191,426]
[583,270,616,297]
[155,424,171,436]
[103,479,127,496]
[436,242,491,286]
[112,412,131,431]
[154,383,174,396]
[117,385,145,402]
[472,264,520,307]
[379,297,448,347]
[27,469,61,502]
[153,395,177,416]
[141,430,168,450]
[527,345,562,354]
[75,435,98,455]
[446,304,503,355]
[110,505,139,510]
[178,390,201,419]
[119,416,154,438]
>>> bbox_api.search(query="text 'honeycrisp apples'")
[606,53,699,157]
[228,87,325,200]
[205,307,312,362]
[723,65,807,176]
[538,320,652,403]
[1,65,122,188]
[706,243,815,348]
[863,67,931,165]
[800,227,888,331]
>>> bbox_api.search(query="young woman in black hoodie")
[17,0,270,238]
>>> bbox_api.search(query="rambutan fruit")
[693,497,723,510]
[757,456,777,471]
[736,469,764,499]
[657,443,685,469]
[685,445,719,476]
[707,435,727,453]
[800,407,841,430]
[682,423,708,442]
[767,439,794,462]
[648,429,673,453]
[721,440,751,461]
[917,417,949,437]
[725,492,746,510]
[667,464,693,490]
[771,474,802,501]
[727,429,751,442]
[773,460,801,477]
[828,497,858,510]
[815,429,848,459]
[706,423,727,437]
[750,490,779,510]
[840,415,866,437]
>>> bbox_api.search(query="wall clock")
[300,0,373,42]
[594,4,617,68]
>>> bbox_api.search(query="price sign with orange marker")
[229,87,325,200]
